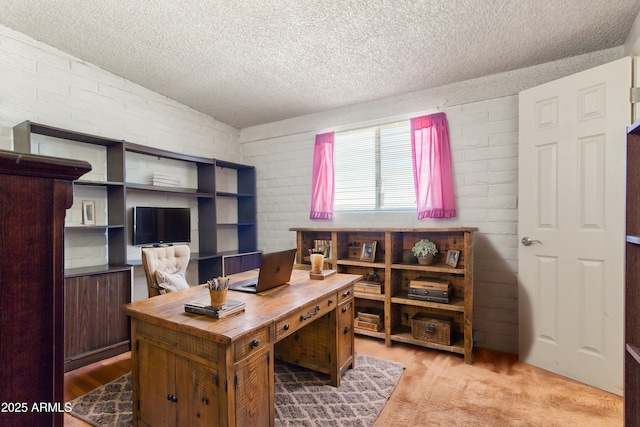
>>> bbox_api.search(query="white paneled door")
[518,57,631,395]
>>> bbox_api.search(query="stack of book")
[151,172,181,187]
[184,299,245,318]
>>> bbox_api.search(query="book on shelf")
[184,299,245,318]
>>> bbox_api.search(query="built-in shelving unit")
[13,120,259,370]
[625,120,640,426]
[292,227,476,364]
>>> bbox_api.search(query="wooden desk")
[124,269,359,427]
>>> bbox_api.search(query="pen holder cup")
[209,289,228,308]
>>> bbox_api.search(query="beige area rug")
[68,353,404,427]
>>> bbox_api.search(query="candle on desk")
[310,253,324,274]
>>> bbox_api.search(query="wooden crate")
[357,308,383,323]
[356,308,384,331]
[355,317,384,331]
[354,280,384,294]
[411,314,452,345]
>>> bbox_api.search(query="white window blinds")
[334,121,415,211]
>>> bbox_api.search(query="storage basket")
[411,314,452,345]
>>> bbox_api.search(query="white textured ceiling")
[1,1,639,129]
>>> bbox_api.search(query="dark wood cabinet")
[0,150,90,427]
[625,121,640,426]
[64,268,132,371]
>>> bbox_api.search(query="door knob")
[521,237,542,246]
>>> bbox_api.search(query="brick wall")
[0,24,240,299]
[241,96,520,352]
[0,22,627,352]
[0,24,240,157]
[240,46,624,354]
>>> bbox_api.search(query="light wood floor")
[64,351,131,426]
[64,336,623,426]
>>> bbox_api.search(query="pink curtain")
[310,132,334,220]
[411,112,457,219]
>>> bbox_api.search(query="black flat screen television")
[133,206,191,246]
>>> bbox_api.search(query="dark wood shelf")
[217,222,257,228]
[126,182,215,197]
[65,264,132,278]
[125,141,214,165]
[65,224,125,231]
[215,159,254,170]
[216,191,255,198]
[14,120,124,147]
[75,179,124,187]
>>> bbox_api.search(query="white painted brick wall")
[242,95,520,353]
[0,22,628,353]
[0,24,240,296]
[0,24,240,157]
[237,45,622,355]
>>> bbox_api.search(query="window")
[334,121,415,211]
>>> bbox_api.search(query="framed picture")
[445,250,460,268]
[82,200,96,225]
[360,241,377,262]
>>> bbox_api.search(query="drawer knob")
[251,339,259,348]
[167,394,178,402]
[343,326,351,334]
[284,323,290,331]
[343,290,351,297]
[341,306,348,313]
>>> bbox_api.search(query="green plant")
[411,239,438,257]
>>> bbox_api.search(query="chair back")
[141,245,191,297]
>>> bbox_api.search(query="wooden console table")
[124,269,359,427]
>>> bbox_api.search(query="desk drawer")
[276,293,337,341]
[235,326,271,363]
[338,285,354,303]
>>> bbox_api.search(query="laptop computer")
[228,249,296,293]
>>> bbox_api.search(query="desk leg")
[329,308,340,387]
